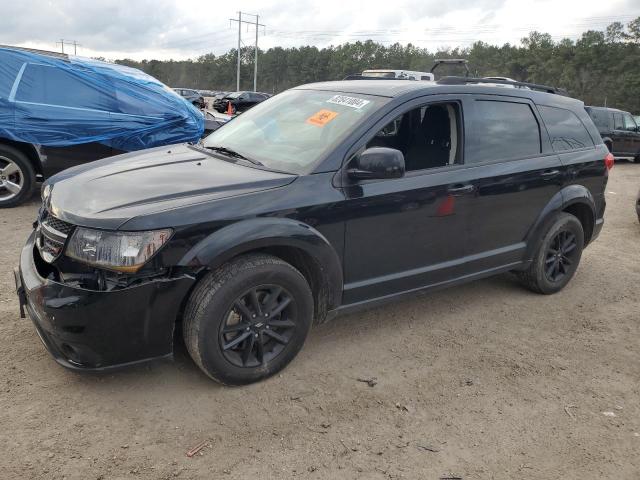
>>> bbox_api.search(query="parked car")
[174,88,206,109]
[0,45,204,207]
[15,77,611,385]
[213,91,267,113]
[585,106,640,162]
[362,69,435,81]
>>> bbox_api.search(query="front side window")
[366,102,461,171]
[538,105,594,152]
[466,100,540,164]
[203,89,387,174]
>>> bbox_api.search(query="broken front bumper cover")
[16,231,195,371]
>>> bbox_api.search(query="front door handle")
[540,169,560,177]
[447,183,475,195]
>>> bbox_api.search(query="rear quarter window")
[538,105,594,152]
[466,100,541,164]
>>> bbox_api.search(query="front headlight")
[66,227,172,273]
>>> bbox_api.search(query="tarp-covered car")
[0,46,204,207]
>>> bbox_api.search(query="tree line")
[116,17,640,113]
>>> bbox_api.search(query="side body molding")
[178,218,344,321]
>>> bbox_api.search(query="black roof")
[296,80,583,109]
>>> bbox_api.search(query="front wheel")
[183,254,314,385]
[516,212,584,294]
[0,145,35,208]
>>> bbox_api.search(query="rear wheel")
[0,145,35,208]
[183,253,314,385]
[517,212,584,294]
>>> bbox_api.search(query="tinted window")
[613,113,624,130]
[623,113,637,131]
[538,105,594,152]
[586,108,610,130]
[15,63,115,111]
[466,100,541,164]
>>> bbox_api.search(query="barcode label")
[327,95,370,109]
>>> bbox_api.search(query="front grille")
[41,210,73,236]
[36,209,75,263]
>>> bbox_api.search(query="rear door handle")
[540,169,560,177]
[447,183,475,195]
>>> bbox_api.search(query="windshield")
[226,92,242,99]
[203,89,387,174]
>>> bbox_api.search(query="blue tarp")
[0,47,204,151]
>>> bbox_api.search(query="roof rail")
[436,76,568,95]
[0,44,69,61]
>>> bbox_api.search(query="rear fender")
[523,185,596,261]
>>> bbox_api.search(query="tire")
[517,212,584,295]
[183,253,314,385]
[0,144,35,208]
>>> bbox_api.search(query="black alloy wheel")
[516,212,584,294]
[544,230,578,283]
[183,253,314,385]
[219,285,297,368]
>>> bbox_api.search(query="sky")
[2,0,639,60]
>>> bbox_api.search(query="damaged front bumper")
[16,231,195,371]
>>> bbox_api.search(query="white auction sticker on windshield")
[327,95,370,109]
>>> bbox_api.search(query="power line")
[229,12,266,92]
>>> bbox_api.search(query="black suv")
[15,78,611,385]
[585,106,640,162]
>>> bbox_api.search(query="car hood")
[45,144,296,230]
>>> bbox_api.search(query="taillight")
[604,153,614,171]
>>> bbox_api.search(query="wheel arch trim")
[524,185,596,260]
[178,218,343,319]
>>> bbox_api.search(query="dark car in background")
[174,88,206,109]
[16,77,611,385]
[585,106,640,162]
[213,91,268,113]
[0,46,204,207]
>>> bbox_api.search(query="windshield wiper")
[205,145,264,166]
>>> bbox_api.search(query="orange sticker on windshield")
[306,109,338,127]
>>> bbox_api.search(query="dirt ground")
[0,164,638,480]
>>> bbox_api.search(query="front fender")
[179,217,343,314]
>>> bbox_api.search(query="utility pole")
[236,11,241,91]
[229,12,265,92]
[56,40,81,55]
[254,15,259,92]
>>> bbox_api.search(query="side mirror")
[348,147,405,181]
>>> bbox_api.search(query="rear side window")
[538,105,594,152]
[15,63,116,111]
[613,113,624,130]
[466,100,541,164]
